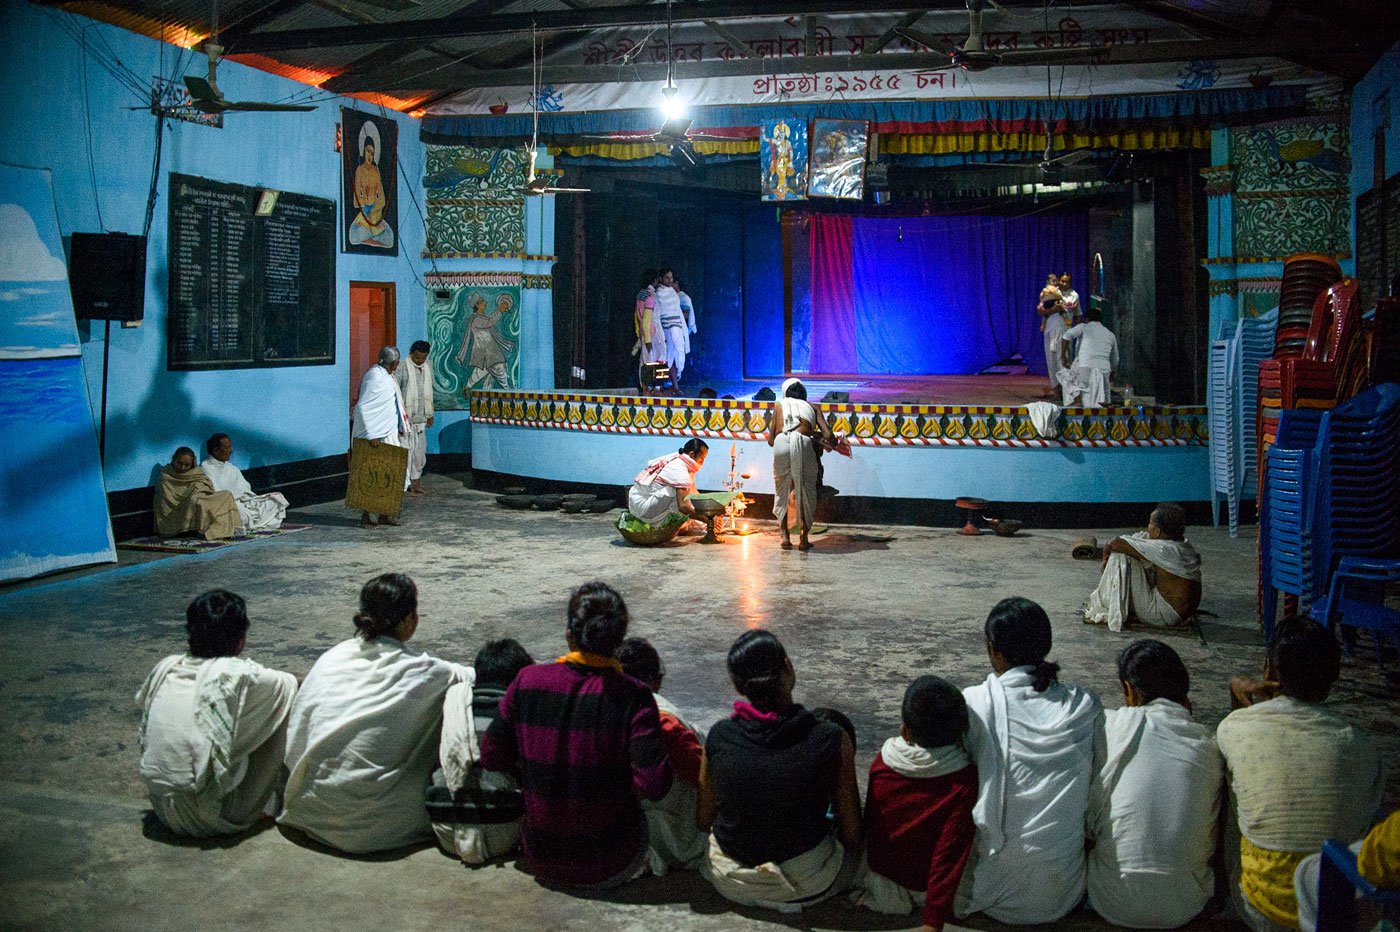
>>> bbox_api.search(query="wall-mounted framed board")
[166,173,336,370]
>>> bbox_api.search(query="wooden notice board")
[345,438,407,516]
[167,173,336,370]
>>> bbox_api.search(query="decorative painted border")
[420,252,559,260]
[522,274,553,290]
[467,391,1208,448]
[426,271,521,287]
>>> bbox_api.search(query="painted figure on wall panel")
[341,107,398,255]
[760,119,808,201]
[425,273,521,408]
[808,118,868,200]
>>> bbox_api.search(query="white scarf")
[136,655,257,794]
[633,452,698,488]
[352,364,408,440]
[880,735,970,778]
[1125,531,1202,581]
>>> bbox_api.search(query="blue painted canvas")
[759,118,808,202]
[0,163,116,582]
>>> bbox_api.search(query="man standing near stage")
[654,268,690,390]
[1038,291,1068,397]
[353,346,410,527]
[395,340,434,496]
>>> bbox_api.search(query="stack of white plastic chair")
[1208,309,1278,536]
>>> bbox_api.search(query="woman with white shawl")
[622,439,708,530]
[956,597,1105,926]
[765,378,833,551]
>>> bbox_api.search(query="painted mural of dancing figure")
[455,292,516,390]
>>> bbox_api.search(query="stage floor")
[599,373,1067,406]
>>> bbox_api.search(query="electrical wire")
[81,30,106,232]
[374,102,439,288]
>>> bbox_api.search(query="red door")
[349,281,396,432]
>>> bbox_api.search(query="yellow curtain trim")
[551,140,758,160]
[882,128,1209,155]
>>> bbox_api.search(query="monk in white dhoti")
[154,446,241,539]
[1084,502,1202,632]
[393,340,435,495]
[352,346,410,528]
[956,597,1104,926]
[766,378,835,552]
[136,589,297,837]
[1088,639,1223,929]
[1057,306,1119,408]
[200,433,288,531]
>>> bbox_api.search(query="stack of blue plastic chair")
[1309,382,1400,609]
[1260,406,1326,641]
[1209,310,1278,537]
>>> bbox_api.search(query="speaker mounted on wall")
[69,232,147,322]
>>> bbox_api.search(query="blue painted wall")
[0,0,434,490]
[1351,42,1400,237]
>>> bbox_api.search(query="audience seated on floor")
[1087,639,1224,929]
[154,446,241,540]
[617,637,707,876]
[956,597,1105,925]
[697,629,863,913]
[136,589,297,837]
[200,433,288,532]
[1294,808,1400,932]
[478,582,672,890]
[279,573,471,853]
[429,638,532,865]
[1217,616,1384,932]
[854,675,977,932]
[1084,502,1202,631]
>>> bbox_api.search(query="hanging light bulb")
[657,0,686,122]
[660,83,686,123]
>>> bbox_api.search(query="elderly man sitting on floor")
[200,433,288,532]
[1083,502,1202,632]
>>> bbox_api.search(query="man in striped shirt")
[479,582,672,889]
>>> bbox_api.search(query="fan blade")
[575,133,660,142]
[530,186,590,195]
[223,101,318,112]
[183,74,219,103]
[1046,149,1094,167]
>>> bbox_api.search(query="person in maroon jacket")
[854,675,979,932]
[478,582,672,890]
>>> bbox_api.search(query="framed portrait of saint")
[341,107,399,256]
[807,118,868,200]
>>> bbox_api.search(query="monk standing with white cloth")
[352,346,410,528]
[394,340,435,495]
[200,433,288,531]
[1084,502,1202,632]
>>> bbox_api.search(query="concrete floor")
[2,472,1396,931]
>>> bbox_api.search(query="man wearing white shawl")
[654,270,690,386]
[200,433,288,531]
[1056,306,1118,407]
[766,377,834,552]
[1088,640,1223,929]
[393,340,435,495]
[136,590,297,837]
[352,346,410,526]
[1084,502,1202,631]
[956,597,1104,926]
[624,439,708,528]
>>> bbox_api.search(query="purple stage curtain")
[809,212,1086,375]
[809,213,858,374]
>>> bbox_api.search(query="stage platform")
[584,374,1065,407]
[467,377,1210,524]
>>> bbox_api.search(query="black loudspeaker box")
[70,232,147,322]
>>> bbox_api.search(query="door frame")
[348,280,397,437]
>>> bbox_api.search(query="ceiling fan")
[184,43,316,113]
[524,26,588,195]
[897,0,1093,72]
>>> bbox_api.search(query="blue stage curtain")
[844,213,1087,375]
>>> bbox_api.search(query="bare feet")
[378,514,402,527]
[360,511,377,529]
[798,535,813,551]
[780,526,793,550]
